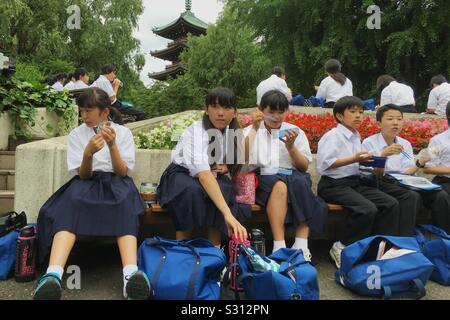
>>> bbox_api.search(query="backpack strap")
[418,225,450,240]
[179,242,202,300]
[382,278,426,300]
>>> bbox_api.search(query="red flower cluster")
[284,112,448,154]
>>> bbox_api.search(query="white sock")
[336,241,346,250]
[272,240,286,254]
[292,238,308,251]
[123,264,138,298]
[46,265,64,280]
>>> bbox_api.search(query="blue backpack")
[0,230,19,280]
[415,225,450,285]
[137,237,226,300]
[235,248,319,300]
[336,236,434,299]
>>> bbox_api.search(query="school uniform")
[256,75,292,106]
[361,133,445,236]
[64,81,76,91]
[157,120,250,235]
[37,122,145,263]
[73,80,89,90]
[427,82,450,116]
[51,82,64,92]
[316,76,353,108]
[91,75,116,103]
[380,81,416,113]
[244,122,328,234]
[425,129,450,232]
[317,124,400,245]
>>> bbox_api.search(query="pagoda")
[149,0,208,81]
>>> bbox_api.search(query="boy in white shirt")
[376,75,416,113]
[317,96,400,268]
[427,75,450,116]
[362,104,450,235]
[423,101,450,232]
[256,67,292,106]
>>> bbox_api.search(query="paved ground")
[1,239,449,300]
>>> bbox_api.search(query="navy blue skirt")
[255,170,328,234]
[157,163,251,235]
[38,172,145,263]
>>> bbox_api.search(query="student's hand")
[100,122,116,147]
[381,144,403,157]
[224,212,248,242]
[85,134,105,157]
[112,79,121,89]
[212,164,229,175]
[280,130,298,151]
[354,152,373,163]
[251,109,264,130]
[417,157,431,167]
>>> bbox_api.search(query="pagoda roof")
[150,39,187,61]
[152,11,208,40]
[148,62,186,81]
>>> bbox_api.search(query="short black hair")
[55,73,67,81]
[259,90,289,112]
[74,68,88,80]
[333,96,364,123]
[67,73,74,80]
[76,87,111,110]
[272,66,285,78]
[430,75,447,87]
[205,87,237,109]
[101,64,116,75]
[376,74,396,94]
[447,101,450,126]
[376,104,403,122]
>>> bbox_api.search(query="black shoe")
[125,271,152,300]
[33,273,62,300]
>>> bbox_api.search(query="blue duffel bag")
[0,230,19,280]
[415,225,450,285]
[235,248,319,300]
[137,237,226,300]
[336,236,434,299]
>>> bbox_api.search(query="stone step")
[0,151,15,170]
[0,170,15,190]
[0,190,14,213]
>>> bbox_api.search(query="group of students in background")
[31,59,450,300]
[260,60,450,115]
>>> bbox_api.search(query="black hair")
[55,73,67,82]
[74,68,88,81]
[333,96,364,123]
[202,87,242,176]
[325,59,347,86]
[272,66,285,78]
[68,73,74,80]
[101,64,116,75]
[376,74,396,95]
[259,90,289,112]
[447,101,450,126]
[430,75,447,87]
[76,87,123,124]
[376,104,403,122]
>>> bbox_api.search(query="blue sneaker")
[33,273,62,300]
[125,271,152,300]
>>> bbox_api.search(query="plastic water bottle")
[14,225,37,282]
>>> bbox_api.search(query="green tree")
[227,0,450,109]
[181,7,272,107]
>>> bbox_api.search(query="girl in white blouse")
[35,88,150,300]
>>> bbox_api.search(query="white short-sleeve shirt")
[67,122,135,176]
[425,129,450,178]
[51,82,64,92]
[317,124,361,179]
[427,83,450,116]
[316,76,353,103]
[256,75,292,105]
[73,80,89,90]
[90,75,116,102]
[243,122,312,172]
[64,81,76,91]
[172,120,234,177]
[362,133,415,173]
[380,81,415,107]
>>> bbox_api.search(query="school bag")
[231,246,319,300]
[137,237,226,300]
[415,225,450,285]
[336,235,434,299]
[0,230,20,280]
